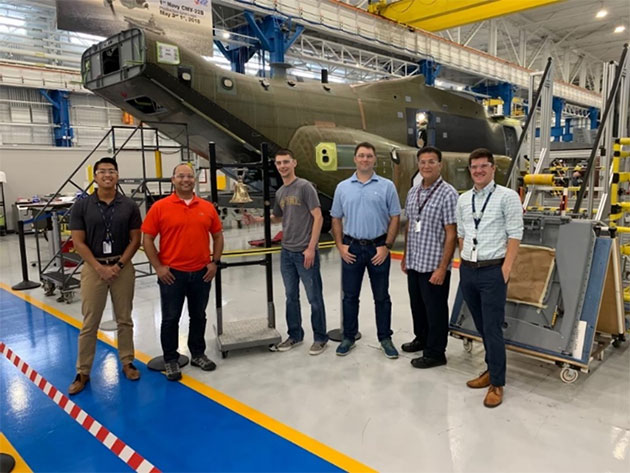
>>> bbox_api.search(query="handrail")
[573,43,629,213]
[506,57,552,188]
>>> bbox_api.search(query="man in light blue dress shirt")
[456,148,523,408]
[331,142,401,358]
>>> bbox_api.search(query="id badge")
[103,240,112,255]
[470,246,478,263]
[414,219,422,233]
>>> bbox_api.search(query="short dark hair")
[274,148,295,159]
[354,142,376,156]
[417,146,442,162]
[94,157,118,172]
[172,162,194,176]
[468,148,494,166]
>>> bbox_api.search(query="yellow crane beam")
[369,0,565,32]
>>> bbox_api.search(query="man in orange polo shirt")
[142,163,224,381]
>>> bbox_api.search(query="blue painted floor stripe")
[0,289,343,472]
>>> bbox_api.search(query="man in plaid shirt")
[401,146,458,368]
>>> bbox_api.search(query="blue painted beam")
[471,82,515,115]
[588,106,599,130]
[39,89,73,147]
[552,96,565,142]
[217,12,304,75]
[418,59,440,86]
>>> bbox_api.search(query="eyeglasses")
[174,173,195,179]
[95,169,118,175]
[419,160,439,167]
[469,163,493,171]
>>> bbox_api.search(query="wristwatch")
[117,261,124,269]
[212,260,221,266]
[385,242,393,250]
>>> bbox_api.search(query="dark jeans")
[280,248,328,343]
[459,264,507,386]
[407,269,450,360]
[341,238,393,342]
[158,268,211,362]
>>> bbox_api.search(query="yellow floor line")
[0,432,32,473]
[0,282,375,473]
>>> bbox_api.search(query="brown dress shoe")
[466,370,491,388]
[483,385,504,408]
[68,373,89,395]
[122,363,141,381]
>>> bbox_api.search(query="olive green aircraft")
[81,28,518,213]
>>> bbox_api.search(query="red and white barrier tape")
[0,342,160,473]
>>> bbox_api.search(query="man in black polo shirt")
[68,157,142,395]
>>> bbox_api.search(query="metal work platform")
[216,318,281,355]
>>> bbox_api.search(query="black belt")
[460,258,504,269]
[343,234,387,246]
[96,256,121,265]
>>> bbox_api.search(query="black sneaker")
[411,356,447,369]
[401,338,425,353]
[164,360,182,381]
[191,355,217,371]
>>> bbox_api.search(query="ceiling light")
[595,8,608,18]
[221,31,231,39]
[614,25,626,33]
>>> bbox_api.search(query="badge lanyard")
[470,184,495,261]
[97,201,116,254]
[414,178,442,233]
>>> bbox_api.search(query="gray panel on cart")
[452,217,596,357]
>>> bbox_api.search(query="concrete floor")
[1,225,629,473]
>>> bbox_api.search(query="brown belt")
[460,258,504,269]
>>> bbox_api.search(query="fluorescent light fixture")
[595,9,608,18]
[614,25,626,33]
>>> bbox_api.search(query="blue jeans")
[341,239,393,342]
[280,248,328,343]
[459,264,507,386]
[158,268,211,362]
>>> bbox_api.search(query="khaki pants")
[76,263,136,375]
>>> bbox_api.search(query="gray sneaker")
[309,341,327,356]
[276,338,302,352]
[191,354,216,371]
[164,360,182,381]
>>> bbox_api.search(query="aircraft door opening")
[406,109,433,148]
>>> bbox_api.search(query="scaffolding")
[31,122,190,302]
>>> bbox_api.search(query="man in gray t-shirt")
[244,149,328,355]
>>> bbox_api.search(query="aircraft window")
[222,78,234,90]
[178,66,192,86]
[287,80,296,87]
[323,85,331,92]
[259,79,270,90]
[125,96,166,115]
